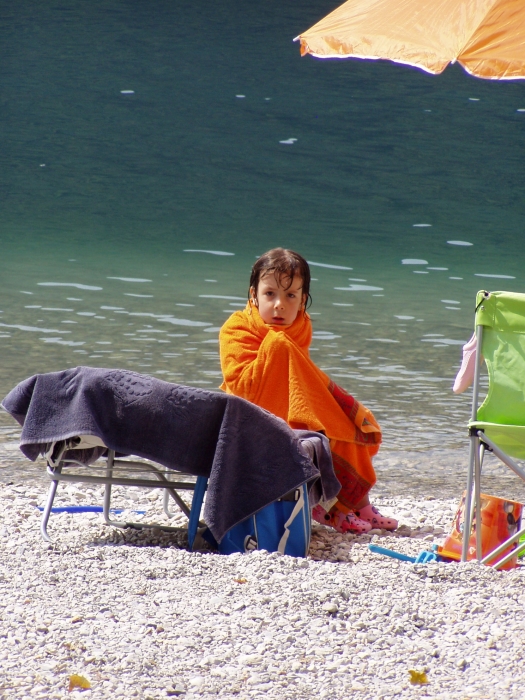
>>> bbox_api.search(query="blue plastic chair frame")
[187,476,208,551]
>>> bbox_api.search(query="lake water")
[1,1,525,492]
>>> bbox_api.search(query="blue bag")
[218,483,311,557]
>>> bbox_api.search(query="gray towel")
[1,367,340,542]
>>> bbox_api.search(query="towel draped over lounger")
[1,366,340,542]
[219,303,381,510]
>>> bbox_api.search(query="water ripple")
[0,322,71,334]
[183,249,235,256]
[107,277,152,282]
[335,285,384,291]
[307,261,352,270]
[37,282,103,290]
[199,295,245,300]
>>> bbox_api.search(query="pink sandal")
[312,505,372,535]
[354,504,398,531]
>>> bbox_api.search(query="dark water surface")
[2,1,525,491]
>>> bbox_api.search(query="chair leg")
[163,485,192,519]
[482,523,525,568]
[41,478,60,543]
[162,468,192,518]
[461,433,478,562]
[188,476,208,551]
[474,438,483,561]
[479,443,486,469]
[102,450,124,527]
[101,450,142,529]
[162,475,174,517]
[102,483,120,526]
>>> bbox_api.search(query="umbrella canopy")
[296,0,525,79]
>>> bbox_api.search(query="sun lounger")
[1,367,340,547]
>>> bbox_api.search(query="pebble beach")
[2,463,525,700]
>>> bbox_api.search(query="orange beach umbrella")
[295,0,525,80]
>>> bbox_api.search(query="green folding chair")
[463,290,525,568]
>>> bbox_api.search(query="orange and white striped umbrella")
[296,0,525,80]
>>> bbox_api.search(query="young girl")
[219,247,397,534]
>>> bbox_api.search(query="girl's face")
[251,272,306,326]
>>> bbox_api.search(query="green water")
[1,0,525,457]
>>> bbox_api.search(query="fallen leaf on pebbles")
[409,669,429,685]
[68,674,91,692]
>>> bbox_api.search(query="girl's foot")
[354,504,398,531]
[312,505,372,535]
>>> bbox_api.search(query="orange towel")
[219,303,381,509]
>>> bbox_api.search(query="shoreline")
[2,432,525,505]
[1,481,524,699]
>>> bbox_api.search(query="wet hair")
[249,247,312,309]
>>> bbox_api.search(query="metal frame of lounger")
[41,435,208,550]
[462,290,525,569]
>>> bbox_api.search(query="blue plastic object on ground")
[369,543,416,562]
[36,505,146,514]
[218,482,311,557]
[414,549,439,563]
[369,543,442,564]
